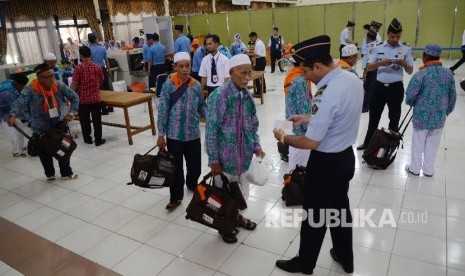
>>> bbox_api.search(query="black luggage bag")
[14,124,77,162]
[281,165,306,207]
[362,107,413,169]
[127,146,176,188]
[277,141,289,162]
[186,173,239,234]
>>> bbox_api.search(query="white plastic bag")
[246,157,269,186]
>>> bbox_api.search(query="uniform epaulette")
[402,41,410,46]
[377,42,384,46]
[314,85,327,97]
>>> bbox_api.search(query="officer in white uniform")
[274,35,363,275]
[371,20,383,44]
[358,18,414,152]
[339,21,356,58]
[361,30,379,113]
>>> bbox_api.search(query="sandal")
[64,173,79,180]
[46,176,56,183]
[165,200,181,210]
[238,215,257,231]
[20,153,27,157]
[13,153,20,157]
[220,230,239,243]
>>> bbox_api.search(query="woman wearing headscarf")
[230,34,248,56]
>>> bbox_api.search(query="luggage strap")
[126,146,166,189]
[13,124,32,140]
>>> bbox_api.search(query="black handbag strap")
[169,79,190,111]
[143,146,158,156]
[13,124,32,140]
[202,172,230,186]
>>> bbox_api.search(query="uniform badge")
[398,48,403,54]
[311,104,319,115]
[314,85,327,97]
[290,48,295,53]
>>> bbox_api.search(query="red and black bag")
[186,173,239,234]
[281,165,306,207]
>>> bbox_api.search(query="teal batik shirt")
[285,76,312,135]
[206,80,261,175]
[405,63,456,130]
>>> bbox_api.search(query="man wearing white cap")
[206,54,264,243]
[157,52,205,210]
[26,53,62,86]
[337,45,359,76]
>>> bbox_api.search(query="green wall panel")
[451,0,465,58]
[298,5,325,43]
[274,7,298,45]
[249,9,273,44]
[354,1,386,45]
[228,11,251,46]
[324,3,354,58]
[417,0,455,57]
[208,13,229,46]
[385,0,418,46]
[189,14,209,38]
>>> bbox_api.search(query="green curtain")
[208,13,229,46]
[385,0,418,47]
[189,14,209,38]
[274,7,298,45]
[298,5,325,43]
[354,1,386,45]
[227,11,250,45]
[249,9,273,44]
[324,3,354,58]
[451,0,465,59]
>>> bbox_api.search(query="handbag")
[186,173,239,234]
[127,146,176,188]
[281,165,306,207]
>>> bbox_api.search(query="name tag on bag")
[49,108,59,118]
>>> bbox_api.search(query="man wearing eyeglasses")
[357,18,414,153]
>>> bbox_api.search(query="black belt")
[376,81,402,87]
[313,146,353,156]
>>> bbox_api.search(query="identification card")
[276,44,279,49]
[212,74,218,84]
[49,108,59,118]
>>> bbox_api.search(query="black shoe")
[356,144,367,151]
[330,248,354,273]
[108,107,114,112]
[280,70,285,73]
[101,112,109,115]
[84,139,93,144]
[271,70,275,73]
[275,257,313,275]
[95,139,106,146]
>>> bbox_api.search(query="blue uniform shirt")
[0,80,22,121]
[368,41,414,83]
[174,35,191,53]
[143,42,151,62]
[192,46,207,73]
[305,67,363,153]
[90,44,107,67]
[148,42,166,65]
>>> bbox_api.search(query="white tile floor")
[1,59,465,276]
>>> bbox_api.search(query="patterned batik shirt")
[206,80,261,175]
[285,75,312,135]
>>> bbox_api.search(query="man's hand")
[378,59,392,67]
[108,70,112,77]
[273,128,285,142]
[254,149,265,158]
[288,114,311,128]
[157,136,166,149]
[211,163,222,176]
[63,113,75,122]
[7,115,16,127]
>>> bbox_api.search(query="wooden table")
[100,90,156,145]
[250,71,265,105]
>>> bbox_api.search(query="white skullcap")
[43,52,57,61]
[341,44,358,57]
[174,52,191,63]
[229,54,251,69]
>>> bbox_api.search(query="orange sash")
[31,79,58,113]
[283,67,312,96]
[418,60,442,70]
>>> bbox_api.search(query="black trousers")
[362,70,377,113]
[100,67,112,113]
[450,48,465,72]
[339,44,345,58]
[270,51,283,72]
[298,147,354,271]
[255,57,266,94]
[38,148,73,178]
[362,81,404,146]
[151,64,166,90]
[78,102,103,144]
[167,138,202,201]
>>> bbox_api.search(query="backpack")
[127,146,176,188]
[281,165,306,206]
[362,108,412,169]
[186,173,239,234]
